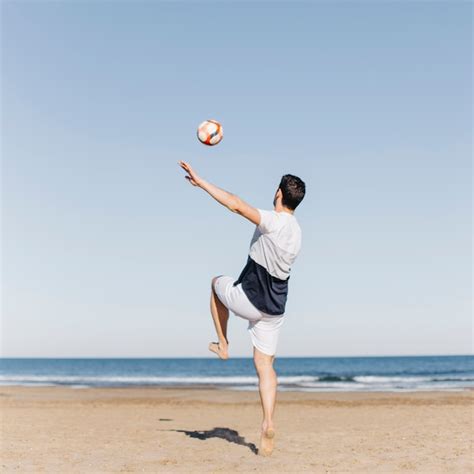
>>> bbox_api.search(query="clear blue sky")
[2,2,471,357]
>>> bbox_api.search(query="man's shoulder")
[291,215,301,230]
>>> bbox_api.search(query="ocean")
[0,355,472,392]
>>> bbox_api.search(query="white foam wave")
[0,375,257,384]
[0,374,318,385]
[354,376,430,384]
[0,374,471,391]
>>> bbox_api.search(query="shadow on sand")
[169,427,258,455]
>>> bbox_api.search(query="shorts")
[213,275,284,356]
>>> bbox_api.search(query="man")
[178,161,305,456]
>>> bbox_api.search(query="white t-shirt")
[234,209,302,315]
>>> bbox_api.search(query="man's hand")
[179,161,202,187]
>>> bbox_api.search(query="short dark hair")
[279,174,306,210]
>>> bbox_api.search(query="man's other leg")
[209,277,229,359]
[253,346,277,456]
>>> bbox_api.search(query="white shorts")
[213,275,284,356]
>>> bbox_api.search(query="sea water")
[0,355,472,391]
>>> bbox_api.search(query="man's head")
[273,174,306,211]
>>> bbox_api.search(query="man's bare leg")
[253,347,277,456]
[209,277,229,360]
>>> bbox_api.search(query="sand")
[1,386,472,473]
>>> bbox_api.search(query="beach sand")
[1,386,472,473]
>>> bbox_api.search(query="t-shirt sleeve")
[257,209,279,234]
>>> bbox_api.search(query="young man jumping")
[179,161,305,456]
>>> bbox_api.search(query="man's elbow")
[228,195,243,214]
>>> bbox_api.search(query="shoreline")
[1,384,473,404]
[1,383,473,392]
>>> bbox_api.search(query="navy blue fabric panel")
[233,256,288,315]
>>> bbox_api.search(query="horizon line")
[0,353,472,360]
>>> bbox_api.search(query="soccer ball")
[197,119,224,146]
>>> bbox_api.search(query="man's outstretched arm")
[179,160,261,226]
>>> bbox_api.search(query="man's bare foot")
[208,342,229,360]
[259,426,275,456]
[258,423,275,456]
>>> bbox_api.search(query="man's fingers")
[179,160,196,177]
[179,161,198,186]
